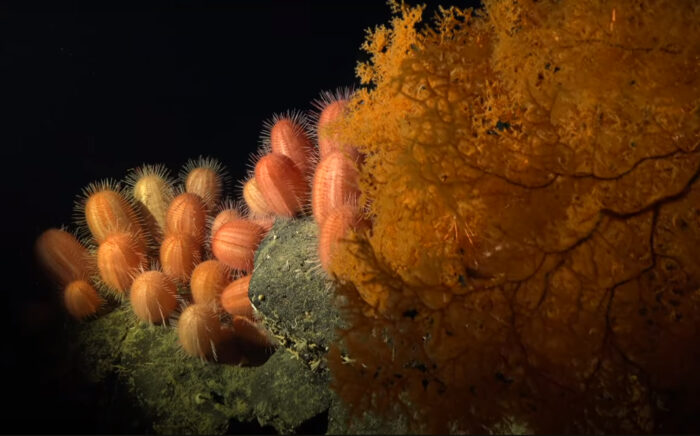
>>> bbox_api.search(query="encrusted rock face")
[70,305,334,434]
[68,220,412,435]
[328,1,700,433]
[249,217,345,374]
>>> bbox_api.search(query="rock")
[249,217,344,374]
[67,217,406,434]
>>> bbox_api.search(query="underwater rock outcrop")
[68,218,414,435]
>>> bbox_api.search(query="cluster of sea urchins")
[34,88,366,362]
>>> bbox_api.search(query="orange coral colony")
[327,0,700,433]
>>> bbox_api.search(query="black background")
[3,0,480,433]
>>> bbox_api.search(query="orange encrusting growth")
[130,270,177,324]
[327,1,700,433]
[177,303,223,359]
[211,219,265,272]
[64,279,103,319]
[220,274,254,319]
[35,228,91,287]
[160,233,201,283]
[190,259,230,306]
[254,153,308,217]
[97,231,148,295]
[311,151,360,226]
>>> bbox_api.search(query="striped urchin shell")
[166,192,207,244]
[35,228,91,287]
[311,151,360,226]
[130,270,177,324]
[190,259,230,306]
[160,232,202,282]
[64,279,103,319]
[211,219,265,272]
[255,153,308,218]
[318,204,360,274]
[177,303,222,358]
[97,231,148,295]
[220,274,253,319]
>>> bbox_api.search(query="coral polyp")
[318,204,361,274]
[208,202,241,242]
[311,88,358,160]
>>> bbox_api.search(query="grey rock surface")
[249,217,345,374]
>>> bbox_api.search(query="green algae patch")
[250,217,344,374]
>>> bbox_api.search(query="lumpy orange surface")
[329,1,700,433]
